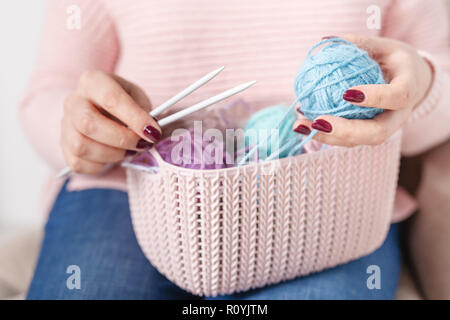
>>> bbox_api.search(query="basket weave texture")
[126,132,401,296]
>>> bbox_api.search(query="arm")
[382,0,450,299]
[381,0,450,155]
[19,0,119,170]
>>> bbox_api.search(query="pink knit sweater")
[21,0,450,219]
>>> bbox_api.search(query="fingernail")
[343,89,365,103]
[136,139,153,149]
[312,119,332,133]
[143,125,162,142]
[126,150,137,156]
[322,35,338,40]
[294,124,311,135]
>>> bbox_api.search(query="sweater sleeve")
[381,0,450,156]
[19,0,119,170]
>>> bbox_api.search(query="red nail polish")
[126,150,137,156]
[296,107,305,116]
[343,89,365,103]
[322,35,338,40]
[312,119,332,133]
[136,139,153,149]
[143,126,162,142]
[294,124,311,135]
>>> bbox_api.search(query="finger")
[344,73,414,110]
[292,118,313,135]
[341,35,415,110]
[111,74,153,113]
[61,143,106,175]
[340,34,396,58]
[78,71,161,143]
[61,119,128,163]
[64,94,154,151]
[307,110,409,147]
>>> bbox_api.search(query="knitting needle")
[265,130,318,161]
[56,80,257,179]
[150,66,225,118]
[237,97,301,166]
[55,167,72,179]
[157,80,257,127]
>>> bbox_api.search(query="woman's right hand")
[61,70,162,174]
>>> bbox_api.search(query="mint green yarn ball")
[244,105,298,160]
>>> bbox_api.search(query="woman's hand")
[61,70,162,174]
[293,34,433,147]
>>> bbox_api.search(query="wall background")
[0,0,47,231]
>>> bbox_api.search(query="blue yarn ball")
[244,105,298,160]
[295,38,385,120]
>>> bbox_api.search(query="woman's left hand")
[293,34,433,147]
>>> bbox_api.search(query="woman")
[22,0,450,299]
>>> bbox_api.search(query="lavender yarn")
[155,129,231,170]
[295,38,385,120]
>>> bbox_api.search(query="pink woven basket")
[126,131,402,296]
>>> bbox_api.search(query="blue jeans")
[27,183,401,300]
